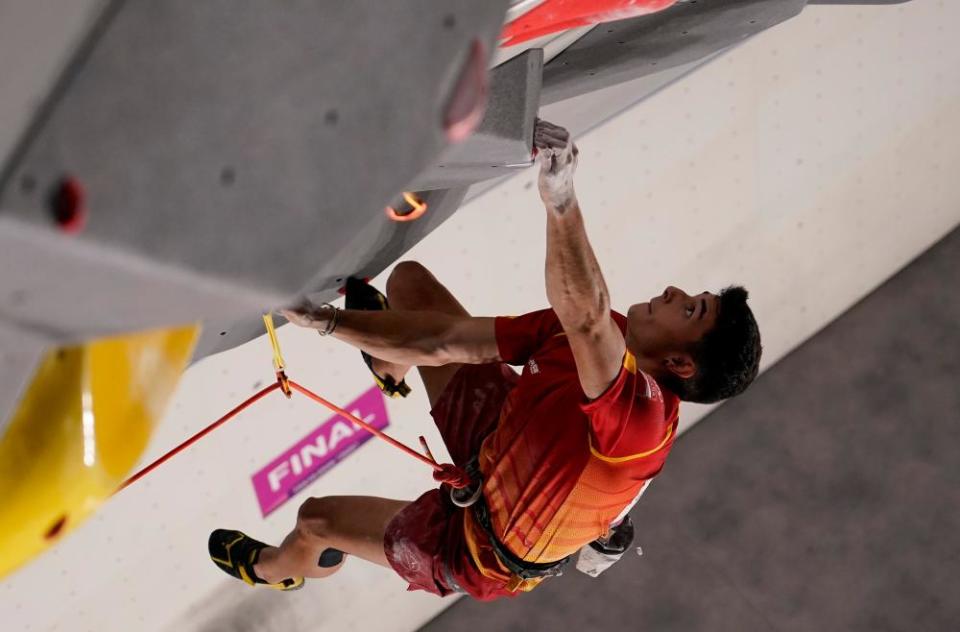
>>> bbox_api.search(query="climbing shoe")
[344,276,412,398]
[208,529,304,591]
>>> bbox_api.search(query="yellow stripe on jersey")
[623,351,637,374]
[588,424,673,463]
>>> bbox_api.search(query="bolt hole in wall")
[219,167,235,186]
[48,176,86,233]
[44,516,67,541]
[324,109,339,125]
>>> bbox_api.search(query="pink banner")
[251,385,389,516]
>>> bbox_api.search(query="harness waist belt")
[470,495,570,581]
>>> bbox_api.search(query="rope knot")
[275,370,292,398]
[432,463,472,489]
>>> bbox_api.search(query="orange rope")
[116,376,467,493]
[287,380,441,472]
[116,313,471,493]
[115,382,282,494]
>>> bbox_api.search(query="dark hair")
[662,286,762,404]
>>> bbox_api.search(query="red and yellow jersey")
[464,309,679,590]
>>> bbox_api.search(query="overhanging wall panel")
[0,0,508,336]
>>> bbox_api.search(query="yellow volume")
[0,324,198,579]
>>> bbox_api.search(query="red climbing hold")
[51,176,87,235]
[501,0,677,47]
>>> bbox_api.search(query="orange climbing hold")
[385,192,428,222]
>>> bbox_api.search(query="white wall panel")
[2,2,959,631]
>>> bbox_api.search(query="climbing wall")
[2,0,958,631]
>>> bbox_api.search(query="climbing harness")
[472,492,571,581]
[454,455,570,582]
[116,313,471,493]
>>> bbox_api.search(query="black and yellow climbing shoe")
[344,276,412,399]
[208,529,304,591]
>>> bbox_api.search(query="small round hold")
[50,176,87,234]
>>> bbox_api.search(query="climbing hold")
[385,192,428,222]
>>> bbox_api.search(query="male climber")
[208,120,762,599]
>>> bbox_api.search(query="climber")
[208,119,762,599]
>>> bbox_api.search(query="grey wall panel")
[191,186,470,361]
[410,49,543,192]
[541,0,806,105]
[0,0,508,301]
[0,0,108,170]
[0,324,46,441]
[0,218,276,340]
